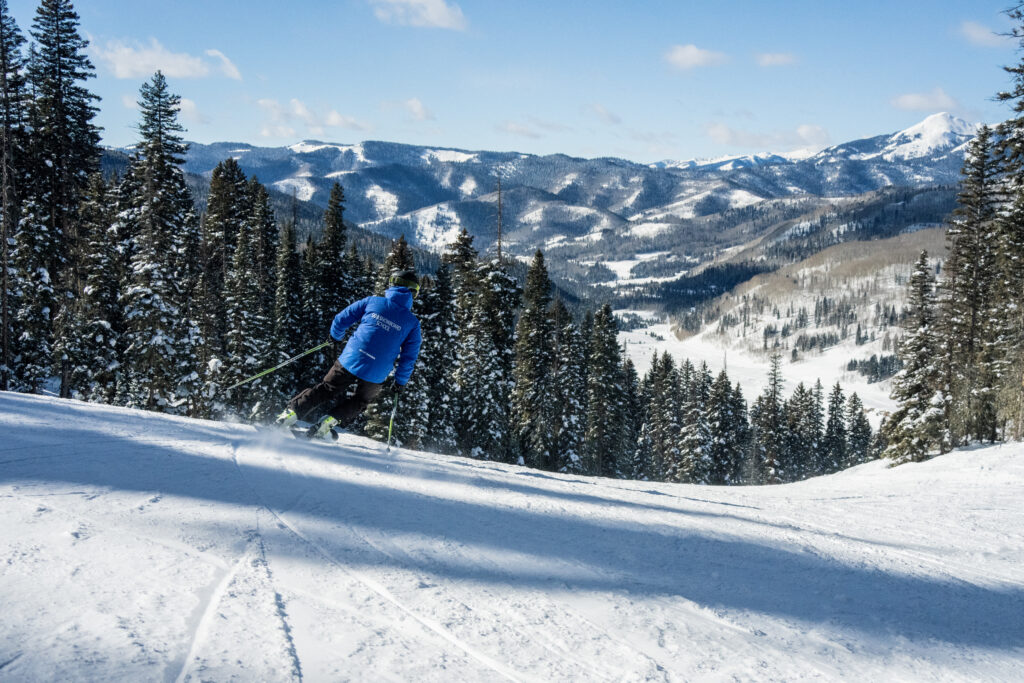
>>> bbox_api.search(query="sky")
[5,0,1023,162]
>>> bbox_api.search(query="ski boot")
[274,408,298,428]
[307,415,340,441]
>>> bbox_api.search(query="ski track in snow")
[2,392,1024,680]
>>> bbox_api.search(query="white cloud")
[891,87,959,111]
[497,121,541,139]
[403,97,434,121]
[205,49,242,80]
[258,97,369,138]
[664,44,728,71]
[528,116,571,133]
[94,38,209,79]
[706,121,830,151]
[589,103,622,125]
[177,98,208,125]
[756,52,797,67]
[370,0,467,30]
[121,94,138,110]
[959,20,1011,48]
[94,38,242,81]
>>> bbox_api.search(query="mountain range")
[167,112,975,290]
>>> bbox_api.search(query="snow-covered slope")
[3,392,1022,680]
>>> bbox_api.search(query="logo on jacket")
[369,312,402,332]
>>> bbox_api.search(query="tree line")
[883,10,1024,460]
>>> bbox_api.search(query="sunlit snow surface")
[1,392,1022,680]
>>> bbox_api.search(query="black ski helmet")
[390,269,420,295]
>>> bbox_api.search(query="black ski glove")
[328,337,343,358]
[391,379,405,394]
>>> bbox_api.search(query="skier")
[275,269,423,438]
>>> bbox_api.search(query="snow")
[2,392,1023,680]
[422,149,477,164]
[410,203,462,252]
[459,176,478,196]
[365,184,399,220]
[272,178,316,202]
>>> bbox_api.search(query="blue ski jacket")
[331,287,422,385]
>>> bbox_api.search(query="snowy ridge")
[2,392,1023,680]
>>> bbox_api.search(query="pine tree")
[272,220,303,400]
[512,250,555,468]
[584,304,625,477]
[680,362,713,483]
[375,234,414,294]
[550,299,587,473]
[729,382,752,483]
[419,264,459,453]
[0,0,26,390]
[222,215,273,419]
[317,182,350,316]
[59,173,119,402]
[197,157,248,366]
[943,124,1000,444]
[246,177,278,322]
[118,72,200,413]
[619,356,643,479]
[24,0,100,396]
[822,382,847,473]
[845,393,873,466]
[885,251,947,462]
[753,352,786,484]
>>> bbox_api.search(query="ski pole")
[385,393,399,453]
[222,341,331,392]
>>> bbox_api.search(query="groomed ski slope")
[1,392,1022,682]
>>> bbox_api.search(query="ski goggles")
[391,276,420,296]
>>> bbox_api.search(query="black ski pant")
[288,361,382,426]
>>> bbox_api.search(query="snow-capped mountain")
[176,113,975,260]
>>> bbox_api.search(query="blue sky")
[6,0,1022,162]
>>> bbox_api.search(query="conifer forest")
[2,0,1023,487]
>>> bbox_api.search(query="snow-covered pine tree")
[822,382,847,474]
[645,352,682,481]
[0,0,26,391]
[23,0,100,397]
[197,157,248,367]
[584,303,625,477]
[59,173,119,402]
[845,392,873,467]
[418,263,459,453]
[298,234,325,383]
[942,124,1000,444]
[679,362,713,483]
[271,218,303,400]
[317,182,350,317]
[619,356,643,478]
[706,370,735,484]
[117,72,199,413]
[884,251,948,463]
[549,298,587,474]
[222,213,273,419]
[753,352,786,484]
[452,299,505,459]
[246,177,278,323]
[729,382,752,484]
[512,250,555,468]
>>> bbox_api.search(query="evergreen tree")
[271,219,302,398]
[197,157,248,365]
[619,356,643,479]
[0,0,26,390]
[822,382,847,473]
[885,251,947,462]
[246,177,278,322]
[845,392,873,466]
[118,72,200,413]
[679,362,713,483]
[317,182,350,316]
[375,234,414,294]
[584,304,625,477]
[729,383,752,483]
[512,250,554,468]
[943,124,1000,444]
[549,299,587,474]
[222,215,273,419]
[58,173,119,402]
[453,300,505,459]
[418,263,459,453]
[24,0,100,395]
[753,352,786,484]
